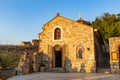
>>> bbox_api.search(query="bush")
[0,52,20,70]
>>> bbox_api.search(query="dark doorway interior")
[119,48,120,69]
[95,45,99,70]
[55,51,62,67]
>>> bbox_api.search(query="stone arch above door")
[54,44,62,51]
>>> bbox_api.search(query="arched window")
[76,45,84,59]
[54,28,61,40]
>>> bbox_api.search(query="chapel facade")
[38,14,105,73]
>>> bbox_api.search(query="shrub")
[0,52,20,70]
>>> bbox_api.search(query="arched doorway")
[53,45,62,68]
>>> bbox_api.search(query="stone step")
[48,68,66,73]
[97,68,110,74]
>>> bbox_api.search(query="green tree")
[92,13,120,42]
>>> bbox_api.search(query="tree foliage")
[92,13,120,42]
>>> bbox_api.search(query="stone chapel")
[38,14,105,73]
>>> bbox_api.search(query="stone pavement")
[7,72,120,80]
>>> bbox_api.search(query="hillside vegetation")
[92,13,120,42]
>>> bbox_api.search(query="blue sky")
[0,0,120,44]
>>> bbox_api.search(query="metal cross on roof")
[78,13,82,19]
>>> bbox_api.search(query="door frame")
[52,44,63,68]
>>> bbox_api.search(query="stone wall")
[0,40,39,75]
[109,37,120,73]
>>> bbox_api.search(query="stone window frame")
[52,26,63,41]
[76,45,84,59]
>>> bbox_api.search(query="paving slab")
[7,72,120,80]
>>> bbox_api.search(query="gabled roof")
[43,13,74,26]
[43,13,91,26]
[38,13,92,35]
[76,19,91,25]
